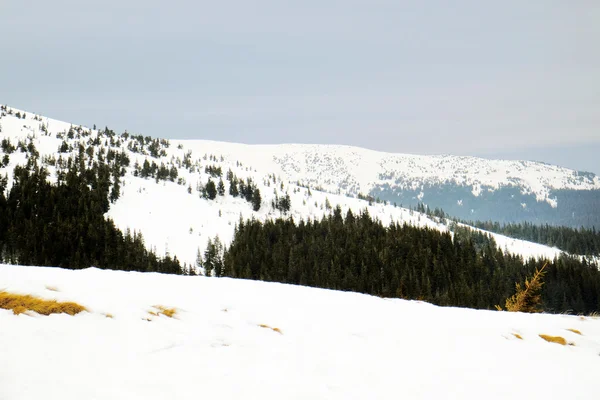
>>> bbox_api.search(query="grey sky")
[1,0,599,173]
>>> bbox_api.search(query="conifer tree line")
[415,201,600,257]
[186,166,263,211]
[220,169,262,211]
[133,158,178,182]
[464,220,600,256]
[0,153,181,274]
[221,206,600,314]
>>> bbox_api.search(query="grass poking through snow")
[154,305,177,318]
[0,291,86,316]
[566,328,582,335]
[258,323,283,334]
[146,305,178,320]
[539,334,568,346]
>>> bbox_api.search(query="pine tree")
[205,179,217,200]
[169,166,178,182]
[141,159,151,178]
[109,178,120,202]
[195,247,203,275]
[204,238,216,276]
[229,178,239,197]
[213,236,224,277]
[252,188,261,211]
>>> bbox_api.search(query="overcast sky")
[1,1,599,174]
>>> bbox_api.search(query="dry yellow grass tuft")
[13,305,27,315]
[152,305,177,318]
[103,313,114,319]
[0,291,86,316]
[45,285,59,292]
[539,334,567,346]
[566,328,582,335]
[512,333,523,340]
[258,323,283,334]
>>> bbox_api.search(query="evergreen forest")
[0,152,181,274]
[220,207,600,314]
[465,220,600,256]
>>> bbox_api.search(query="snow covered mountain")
[169,140,600,228]
[0,105,596,267]
[205,141,600,205]
[1,264,599,400]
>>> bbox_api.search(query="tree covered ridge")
[1,105,270,213]
[0,154,181,274]
[465,220,600,257]
[0,105,302,274]
[221,207,600,314]
[410,202,600,258]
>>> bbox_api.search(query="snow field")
[1,265,599,400]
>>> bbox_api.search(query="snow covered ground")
[1,265,599,400]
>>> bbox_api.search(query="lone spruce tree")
[252,188,261,211]
[205,179,217,200]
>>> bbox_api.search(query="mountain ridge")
[170,139,600,202]
[1,104,598,267]
[3,104,598,198]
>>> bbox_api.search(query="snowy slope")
[0,105,593,267]
[174,140,600,206]
[1,265,599,400]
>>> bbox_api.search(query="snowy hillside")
[180,140,600,206]
[1,265,599,400]
[0,105,593,267]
